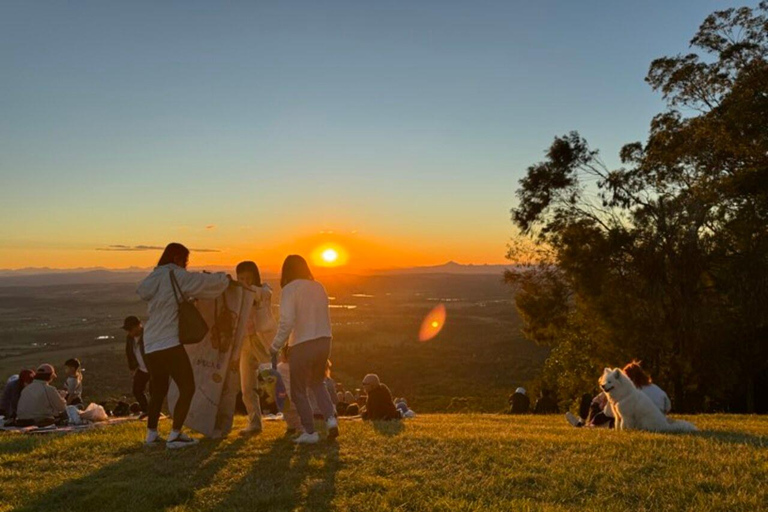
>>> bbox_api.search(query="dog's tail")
[665,418,697,432]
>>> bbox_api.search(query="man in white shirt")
[123,316,149,418]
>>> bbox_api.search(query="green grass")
[1,414,766,512]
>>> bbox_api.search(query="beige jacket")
[16,379,67,421]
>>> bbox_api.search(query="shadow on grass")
[372,419,405,436]
[12,436,248,512]
[691,429,767,448]
[210,435,342,512]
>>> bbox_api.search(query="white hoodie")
[270,279,332,353]
[137,264,230,354]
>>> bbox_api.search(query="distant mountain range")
[0,261,512,287]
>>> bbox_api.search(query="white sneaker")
[565,411,583,428]
[293,432,319,444]
[144,431,165,446]
[326,416,339,441]
[166,432,199,449]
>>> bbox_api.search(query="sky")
[0,0,743,272]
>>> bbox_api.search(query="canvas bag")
[170,270,209,345]
[168,285,254,438]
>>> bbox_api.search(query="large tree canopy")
[508,3,768,412]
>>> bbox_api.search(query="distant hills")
[0,261,511,287]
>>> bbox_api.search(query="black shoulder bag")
[170,270,209,344]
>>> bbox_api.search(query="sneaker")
[166,432,199,449]
[293,432,319,445]
[239,425,263,437]
[145,431,165,446]
[326,416,339,441]
[565,411,584,428]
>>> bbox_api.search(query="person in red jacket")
[360,374,400,421]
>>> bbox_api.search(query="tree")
[508,3,768,412]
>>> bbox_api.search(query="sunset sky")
[0,1,731,271]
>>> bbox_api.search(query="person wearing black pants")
[122,316,150,416]
[137,243,231,449]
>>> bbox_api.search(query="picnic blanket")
[0,416,139,435]
[168,285,254,439]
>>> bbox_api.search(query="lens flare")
[419,303,446,342]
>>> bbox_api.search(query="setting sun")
[322,248,338,263]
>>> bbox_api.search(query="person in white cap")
[509,387,530,414]
[16,364,67,426]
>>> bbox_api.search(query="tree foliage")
[508,3,768,412]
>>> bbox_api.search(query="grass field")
[1,414,766,512]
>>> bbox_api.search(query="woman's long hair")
[235,261,262,286]
[623,360,651,388]
[280,255,314,288]
[157,243,190,268]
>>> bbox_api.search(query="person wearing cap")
[360,374,400,421]
[509,387,530,414]
[0,370,35,423]
[16,364,67,426]
[122,316,149,417]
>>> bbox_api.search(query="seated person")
[509,387,530,414]
[533,389,559,414]
[16,364,67,426]
[566,391,615,428]
[360,374,400,421]
[623,361,671,414]
[63,358,83,406]
[0,370,35,423]
[395,398,416,418]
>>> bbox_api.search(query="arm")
[178,270,230,300]
[48,387,67,414]
[270,287,296,353]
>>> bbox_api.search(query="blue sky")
[0,0,744,269]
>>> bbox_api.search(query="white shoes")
[166,432,199,449]
[293,432,320,444]
[565,411,584,428]
[144,430,165,447]
[326,416,339,441]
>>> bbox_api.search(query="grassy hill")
[1,414,766,512]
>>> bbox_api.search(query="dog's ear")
[603,367,612,375]
[612,369,621,378]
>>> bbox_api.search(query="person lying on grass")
[360,374,400,421]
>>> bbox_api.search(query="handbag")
[170,270,209,345]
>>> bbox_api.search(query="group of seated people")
[334,373,415,420]
[508,387,559,414]
[0,359,84,427]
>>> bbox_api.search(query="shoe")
[293,432,319,444]
[144,431,165,446]
[326,416,339,441]
[166,432,199,449]
[565,411,583,428]
[239,425,262,436]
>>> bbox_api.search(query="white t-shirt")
[133,337,147,373]
[641,383,671,414]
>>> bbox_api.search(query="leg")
[133,370,150,413]
[166,345,195,432]
[239,334,263,431]
[306,338,336,421]
[289,342,316,434]
[144,351,171,431]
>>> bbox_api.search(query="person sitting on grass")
[360,374,400,421]
[565,391,615,428]
[395,398,416,418]
[533,389,559,414]
[623,361,671,415]
[509,387,530,414]
[16,364,67,427]
[1,369,35,424]
[63,358,83,406]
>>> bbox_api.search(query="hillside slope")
[0,414,765,512]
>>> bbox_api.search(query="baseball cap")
[36,364,56,378]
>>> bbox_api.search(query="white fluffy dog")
[599,368,697,433]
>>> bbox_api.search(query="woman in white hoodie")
[137,243,230,448]
[269,255,337,444]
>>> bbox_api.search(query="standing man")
[122,316,150,419]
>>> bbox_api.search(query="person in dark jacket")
[509,387,530,414]
[122,316,149,417]
[360,374,400,421]
[533,389,559,414]
[0,369,35,423]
